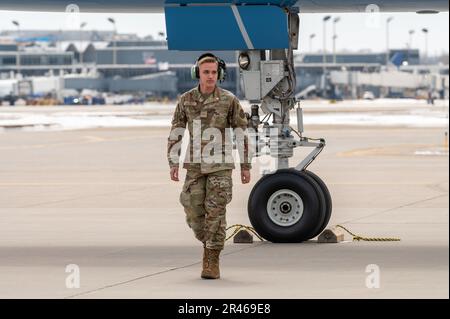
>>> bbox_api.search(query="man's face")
[199,61,218,89]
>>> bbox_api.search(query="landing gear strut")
[239,10,332,242]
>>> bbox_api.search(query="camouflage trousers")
[179,168,233,251]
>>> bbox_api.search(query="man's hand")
[170,166,179,182]
[241,169,250,184]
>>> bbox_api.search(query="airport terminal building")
[0,29,448,101]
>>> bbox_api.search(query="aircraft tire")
[304,170,333,239]
[248,169,326,242]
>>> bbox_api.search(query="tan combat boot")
[201,248,221,279]
[201,243,208,278]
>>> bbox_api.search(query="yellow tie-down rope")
[336,225,401,242]
[225,224,401,242]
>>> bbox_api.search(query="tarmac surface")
[0,103,448,299]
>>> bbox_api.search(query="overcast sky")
[0,10,448,56]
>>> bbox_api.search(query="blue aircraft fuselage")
[0,0,448,13]
[0,0,447,50]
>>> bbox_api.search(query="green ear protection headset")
[191,53,227,82]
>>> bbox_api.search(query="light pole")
[79,22,87,67]
[408,29,415,50]
[422,28,429,64]
[12,20,20,36]
[408,29,415,65]
[322,15,331,98]
[322,15,331,72]
[12,20,21,76]
[158,31,165,41]
[309,33,316,53]
[332,17,340,64]
[107,17,117,65]
[386,17,394,66]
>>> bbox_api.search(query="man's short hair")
[198,56,218,66]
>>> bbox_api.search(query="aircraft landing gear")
[239,9,332,242]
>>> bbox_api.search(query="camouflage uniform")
[167,85,251,250]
